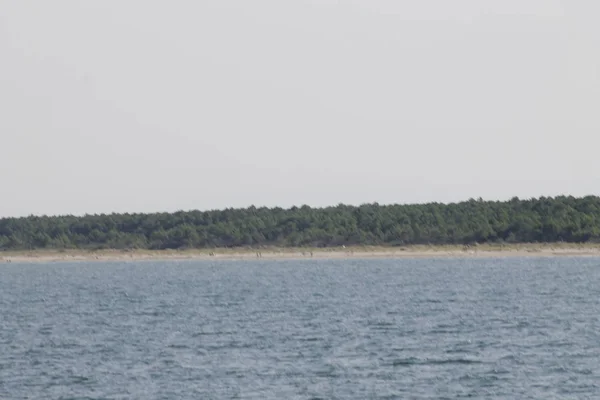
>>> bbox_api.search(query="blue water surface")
[1,257,600,399]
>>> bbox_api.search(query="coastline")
[2,243,600,263]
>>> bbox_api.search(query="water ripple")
[2,257,600,398]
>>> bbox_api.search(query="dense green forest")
[1,196,600,251]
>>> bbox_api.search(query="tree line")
[1,196,600,251]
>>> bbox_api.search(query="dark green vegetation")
[1,196,600,250]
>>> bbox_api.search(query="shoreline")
[3,244,600,263]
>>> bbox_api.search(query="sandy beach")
[2,243,600,263]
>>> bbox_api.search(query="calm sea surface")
[2,257,600,399]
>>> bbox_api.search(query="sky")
[1,0,599,217]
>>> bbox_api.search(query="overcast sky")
[1,1,599,217]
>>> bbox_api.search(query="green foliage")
[1,195,600,250]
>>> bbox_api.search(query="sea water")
[1,257,599,399]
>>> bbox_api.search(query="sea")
[1,257,599,399]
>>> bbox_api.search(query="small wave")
[392,357,482,367]
[297,337,321,342]
[69,375,91,384]
[423,298,443,304]
[192,331,230,337]
[445,347,471,354]
[429,358,483,365]
[392,357,419,366]
[167,344,189,349]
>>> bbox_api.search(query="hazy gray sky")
[1,1,599,217]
